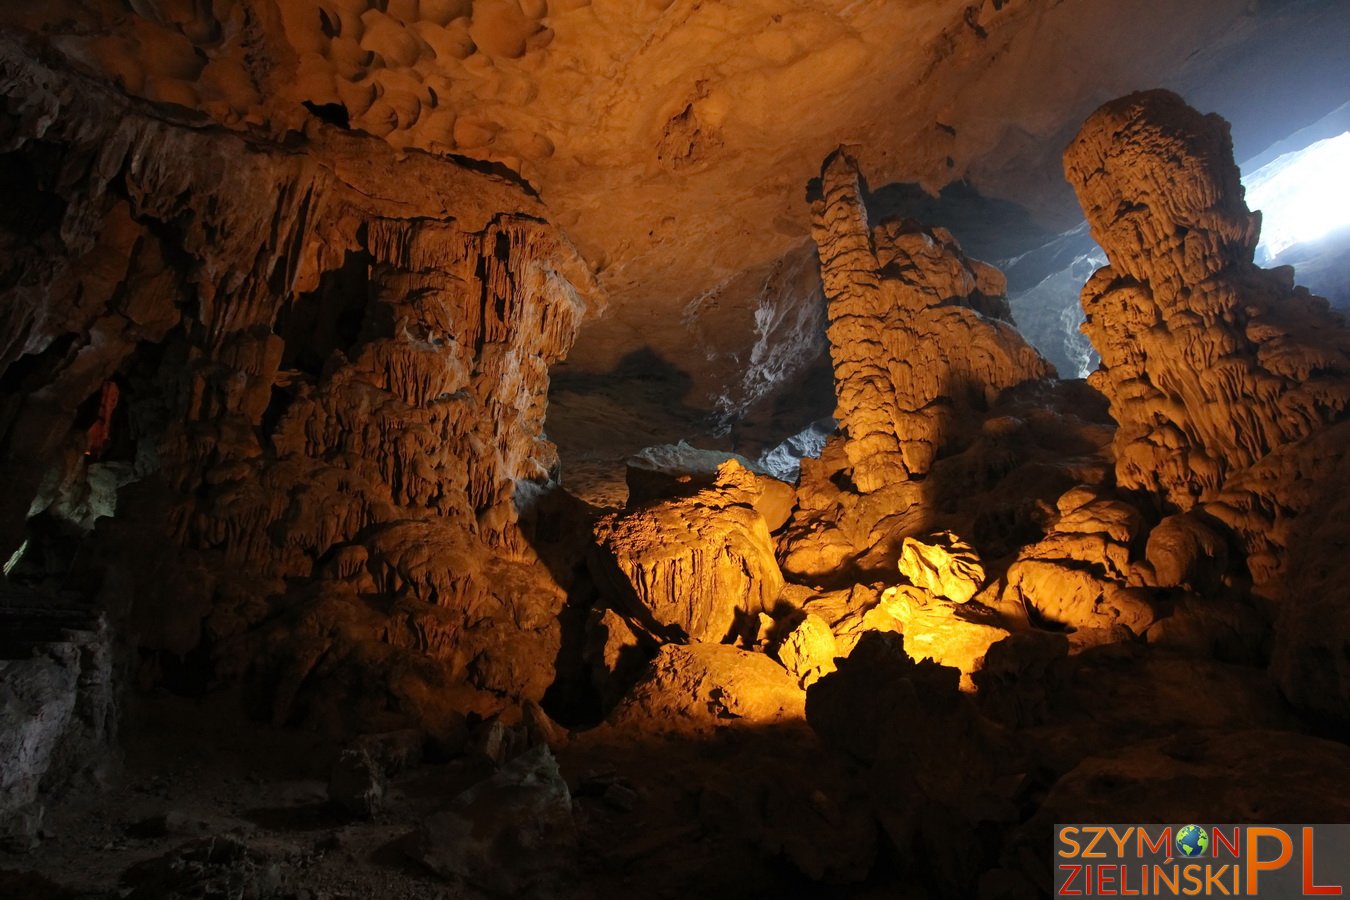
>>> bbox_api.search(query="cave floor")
[0,690,909,900]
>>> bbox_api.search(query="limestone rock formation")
[625,443,796,531]
[1066,90,1350,720]
[896,532,985,603]
[779,378,1115,584]
[810,149,1055,493]
[591,461,785,644]
[1,0,1310,424]
[0,43,600,734]
[608,642,806,735]
[879,586,1010,690]
[1001,487,1156,635]
[774,613,839,689]
[1065,89,1350,516]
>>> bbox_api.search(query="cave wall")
[0,36,600,734]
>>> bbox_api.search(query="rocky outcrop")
[1066,90,1350,722]
[608,642,806,735]
[1065,89,1350,517]
[779,377,1116,583]
[591,461,785,644]
[895,532,984,603]
[0,42,601,734]
[1001,486,1157,635]
[774,613,839,689]
[810,149,1054,493]
[779,151,1100,590]
[879,586,1009,690]
[0,613,115,848]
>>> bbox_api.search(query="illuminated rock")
[1066,90,1350,722]
[895,532,985,603]
[1001,487,1156,635]
[1065,89,1350,516]
[811,149,1054,493]
[880,585,1009,689]
[609,643,806,735]
[625,445,797,532]
[780,216,1111,580]
[0,47,600,734]
[775,613,839,689]
[591,461,785,644]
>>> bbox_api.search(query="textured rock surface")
[591,461,784,644]
[1067,90,1350,721]
[609,642,806,735]
[1001,486,1156,635]
[1066,90,1350,516]
[895,532,985,604]
[780,374,1115,584]
[811,149,1054,493]
[879,586,1009,690]
[774,613,839,689]
[0,43,599,733]
[2,0,1324,422]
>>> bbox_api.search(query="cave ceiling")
[4,0,1349,410]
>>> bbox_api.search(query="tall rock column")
[1064,89,1350,513]
[810,149,1054,493]
[1065,90,1350,724]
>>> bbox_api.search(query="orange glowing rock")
[591,461,785,644]
[879,585,1009,690]
[775,613,840,689]
[608,643,806,735]
[895,532,985,604]
[810,149,1054,493]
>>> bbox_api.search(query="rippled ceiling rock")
[4,0,1348,409]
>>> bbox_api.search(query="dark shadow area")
[301,100,350,130]
[276,247,373,376]
[866,179,1059,271]
[546,346,713,508]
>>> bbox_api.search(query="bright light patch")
[3,539,27,577]
[1245,131,1350,262]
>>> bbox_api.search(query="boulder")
[412,745,576,895]
[774,613,839,688]
[591,461,785,644]
[880,586,1010,689]
[609,643,805,734]
[896,532,985,603]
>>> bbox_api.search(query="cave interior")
[2,0,1350,897]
